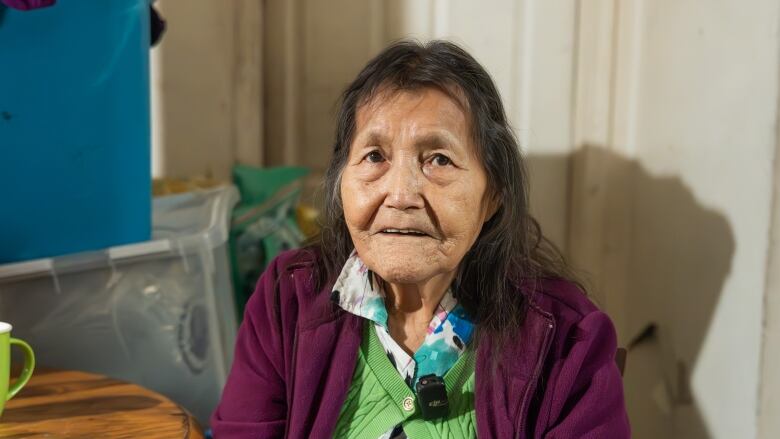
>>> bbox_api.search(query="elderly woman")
[212,41,630,438]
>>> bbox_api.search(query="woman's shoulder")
[273,246,322,271]
[259,246,325,290]
[521,277,619,362]
[519,279,629,436]
[525,278,600,324]
[524,277,620,369]
[244,246,338,327]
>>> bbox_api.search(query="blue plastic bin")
[0,0,151,263]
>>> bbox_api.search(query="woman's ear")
[484,192,501,223]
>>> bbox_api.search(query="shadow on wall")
[527,146,735,439]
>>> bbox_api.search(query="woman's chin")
[363,256,444,285]
[354,235,460,285]
[378,268,430,284]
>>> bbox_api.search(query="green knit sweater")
[334,323,477,438]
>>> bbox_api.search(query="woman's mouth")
[378,228,429,237]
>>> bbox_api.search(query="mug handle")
[7,338,35,401]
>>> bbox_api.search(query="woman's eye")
[431,153,452,167]
[365,150,385,163]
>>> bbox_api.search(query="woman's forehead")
[353,87,471,138]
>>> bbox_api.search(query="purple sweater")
[212,249,630,438]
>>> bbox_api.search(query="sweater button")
[402,396,414,412]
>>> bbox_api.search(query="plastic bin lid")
[0,186,240,280]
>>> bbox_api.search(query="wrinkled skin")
[340,87,497,352]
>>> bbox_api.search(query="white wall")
[628,2,778,437]
[760,113,780,439]
[569,1,780,438]
[151,0,263,180]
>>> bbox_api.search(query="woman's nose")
[384,158,425,211]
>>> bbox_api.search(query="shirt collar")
[330,251,458,329]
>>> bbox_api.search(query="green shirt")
[334,323,477,438]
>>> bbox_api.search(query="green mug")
[0,322,35,418]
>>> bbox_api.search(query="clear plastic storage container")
[0,186,240,424]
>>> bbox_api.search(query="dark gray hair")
[314,40,579,340]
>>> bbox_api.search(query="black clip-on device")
[415,374,449,420]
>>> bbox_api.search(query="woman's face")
[340,87,497,285]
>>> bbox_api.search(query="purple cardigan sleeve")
[2,0,56,10]
[211,258,288,438]
[540,311,631,438]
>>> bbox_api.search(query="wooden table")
[0,368,204,439]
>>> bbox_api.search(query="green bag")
[230,165,309,319]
